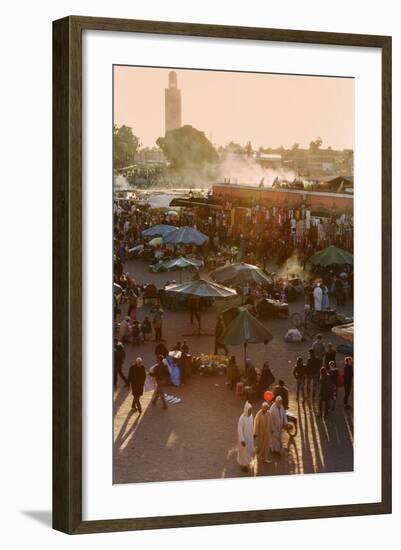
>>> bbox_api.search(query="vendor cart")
[256,297,289,319]
[291,308,340,338]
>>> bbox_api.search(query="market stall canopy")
[142,224,177,238]
[151,256,204,273]
[163,226,209,246]
[223,307,273,346]
[332,322,354,342]
[307,245,353,267]
[210,262,273,286]
[165,278,237,299]
[169,197,221,209]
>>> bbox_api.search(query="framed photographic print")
[53,16,392,534]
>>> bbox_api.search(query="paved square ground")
[114,260,353,484]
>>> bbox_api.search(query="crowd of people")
[292,335,354,415]
[114,325,354,477]
[113,195,354,477]
[237,342,353,474]
[113,196,353,277]
[238,397,289,472]
[113,197,353,332]
[113,335,192,411]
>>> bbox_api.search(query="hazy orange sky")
[114,66,354,150]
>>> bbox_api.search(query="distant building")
[212,182,353,214]
[165,71,182,134]
[255,153,282,169]
[284,147,352,178]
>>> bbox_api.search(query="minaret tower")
[165,71,182,134]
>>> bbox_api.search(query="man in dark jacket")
[128,357,146,413]
[327,360,339,410]
[151,355,170,409]
[324,342,337,367]
[189,295,201,328]
[318,366,332,418]
[312,334,326,369]
[305,348,320,399]
[155,340,169,359]
[113,340,128,389]
[153,303,163,342]
[293,356,306,401]
[343,356,354,408]
[214,316,228,355]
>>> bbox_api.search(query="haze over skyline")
[114,66,354,151]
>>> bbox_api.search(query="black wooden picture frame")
[53,15,392,534]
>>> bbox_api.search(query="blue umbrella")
[163,226,209,246]
[142,224,177,238]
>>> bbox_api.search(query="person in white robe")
[270,396,288,454]
[237,401,254,472]
[313,284,323,311]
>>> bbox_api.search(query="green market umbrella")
[220,304,255,328]
[210,262,273,286]
[151,256,203,281]
[151,256,203,273]
[223,306,273,363]
[306,245,353,267]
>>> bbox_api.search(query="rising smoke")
[217,154,297,187]
[114,153,298,191]
[276,252,305,279]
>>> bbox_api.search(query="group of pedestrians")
[113,351,172,413]
[117,297,165,345]
[114,337,192,414]
[237,397,289,473]
[292,334,353,417]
